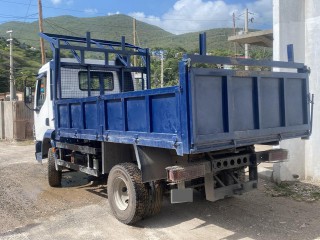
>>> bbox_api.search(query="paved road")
[1,141,320,240]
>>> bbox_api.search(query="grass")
[265,181,320,202]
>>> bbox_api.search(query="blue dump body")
[43,33,311,156]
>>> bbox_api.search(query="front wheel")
[107,163,147,225]
[48,148,62,187]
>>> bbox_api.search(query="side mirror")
[24,86,33,104]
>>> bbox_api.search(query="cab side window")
[36,75,47,109]
[79,71,114,93]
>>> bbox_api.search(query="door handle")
[45,118,49,126]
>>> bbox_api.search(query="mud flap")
[171,188,193,204]
[35,141,42,162]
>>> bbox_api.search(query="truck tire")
[107,163,147,225]
[48,148,62,187]
[144,181,163,217]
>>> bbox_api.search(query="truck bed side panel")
[55,87,184,154]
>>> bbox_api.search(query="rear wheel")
[107,163,147,225]
[144,181,163,217]
[48,148,62,187]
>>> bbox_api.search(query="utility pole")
[233,12,237,57]
[6,30,15,101]
[133,18,137,66]
[38,0,46,65]
[160,51,164,88]
[244,8,249,70]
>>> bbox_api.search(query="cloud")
[107,11,120,16]
[84,8,98,14]
[51,0,73,6]
[51,0,62,5]
[129,0,272,34]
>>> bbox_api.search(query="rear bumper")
[166,149,288,203]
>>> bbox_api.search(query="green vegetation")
[0,37,41,93]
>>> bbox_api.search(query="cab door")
[34,71,52,143]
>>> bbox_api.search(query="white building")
[273,0,320,181]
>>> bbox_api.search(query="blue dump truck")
[25,32,312,224]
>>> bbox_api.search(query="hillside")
[0,14,239,53]
[0,15,174,49]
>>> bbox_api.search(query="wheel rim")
[113,177,129,211]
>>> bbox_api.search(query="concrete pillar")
[4,101,14,140]
[0,101,4,139]
[273,0,320,181]
[273,0,307,182]
[304,1,320,180]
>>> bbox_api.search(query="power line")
[24,0,33,22]
[44,19,81,36]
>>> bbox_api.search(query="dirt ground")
[1,141,320,240]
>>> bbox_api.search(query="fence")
[0,101,34,140]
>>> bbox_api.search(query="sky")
[0,0,273,34]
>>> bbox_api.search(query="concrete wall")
[0,102,4,139]
[273,0,320,181]
[304,1,320,180]
[0,101,34,140]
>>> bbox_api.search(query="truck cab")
[34,58,142,161]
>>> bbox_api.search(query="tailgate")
[186,55,311,153]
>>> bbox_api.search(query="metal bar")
[179,61,191,154]
[53,48,59,101]
[59,45,147,56]
[104,52,109,66]
[121,68,125,92]
[67,103,71,128]
[145,95,151,132]
[121,36,126,51]
[122,98,127,131]
[87,66,91,97]
[199,32,207,56]
[229,172,241,184]
[39,32,58,46]
[60,63,147,73]
[225,76,234,133]
[55,86,178,104]
[86,32,91,48]
[40,32,145,50]
[281,78,287,127]
[97,98,102,136]
[146,48,151,89]
[249,155,257,181]
[56,142,101,155]
[64,41,81,63]
[287,44,294,62]
[57,41,62,100]
[254,77,261,129]
[214,175,225,187]
[81,101,85,129]
[309,94,314,136]
[56,159,99,177]
[186,54,305,70]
